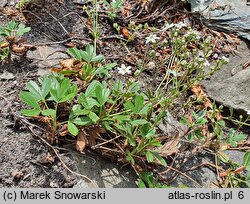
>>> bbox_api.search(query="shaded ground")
[0,73,78,187]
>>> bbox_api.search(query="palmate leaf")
[68,47,82,61]
[58,78,70,100]
[16,23,31,36]
[95,85,110,106]
[19,91,40,109]
[85,80,100,97]
[26,81,43,100]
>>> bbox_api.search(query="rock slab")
[202,41,250,114]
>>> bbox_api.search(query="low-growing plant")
[20,73,78,141]
[0,20,30,62]
[104,0,123,20]
[56,45,116,86]
[180,110,207,141]
[138,172,169,188]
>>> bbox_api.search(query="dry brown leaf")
[191,85,213,109]
[12,44,26,53]
[59,58,75,69]
[86,125,106,147]
[0,41,9,48]
[76,130,87,153]
[159,138,179,157]
[243,61,250,69]
[121,27,131,39]
[122,2,131,17]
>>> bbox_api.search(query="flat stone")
[26,45,69,69]
[188,0,250,42]
[168,153,217,187]
[0,0,8,7]
[0,71,15,80]
[202,41,250,115]
[71,151,137,188]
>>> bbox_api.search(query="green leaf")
[21,109,40,117]
[126,151,135,165]
[152,152,167,166]
[243,152,250,171]
[95,85,110,106]
[246,174,250,188]
[68,121,79,136]
[72,117,92,126]
[130,119,148,126]
[50,79,60,102]
[88,111,100,123]
[19,91,40,109]
[150,139,162,147]
[146,151,154,163]
[85,80,100,97]
[73,109,90,116]
[180,117,189,125]
[41,109,56,116]
[124,101,135,111]
[137,179,147,188]
[59,93,76,103]
[58,78,70,100]
[91,54,104,62]
[233,134,247,142]
[134,95,144,113]
[26,81,43,100]
[138,104,151,115]
[78,93,99,109]
[112,115,131,122]
[68,47,82,61]
[41,76,51,98]
[128,81,140,93]
[16,23,31,36]
[196,117,207,125]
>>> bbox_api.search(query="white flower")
[181,60,187,66]
[203,60,210,67]
[145,34,160,44]
[184,30,201,39]
[221,56,230,63]
[247,110,250,115]
[174,22,187,29]
[117,64,132,75]
[147,61,156,69]
[167,70,180,77]
[205,36,212,43]
[163,22,175,31]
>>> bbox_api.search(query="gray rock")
[168,153,217,187]
[71,151,137,188]
[224,150,245,164]
[202,41,250,115]
[36,68,50,77]
[0,71,15,80]
[188,0,250,42]
[26,45,69,69]
[0,0,8,7]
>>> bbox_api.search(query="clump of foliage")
[19,16,248,187]
[0,21,30,62]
